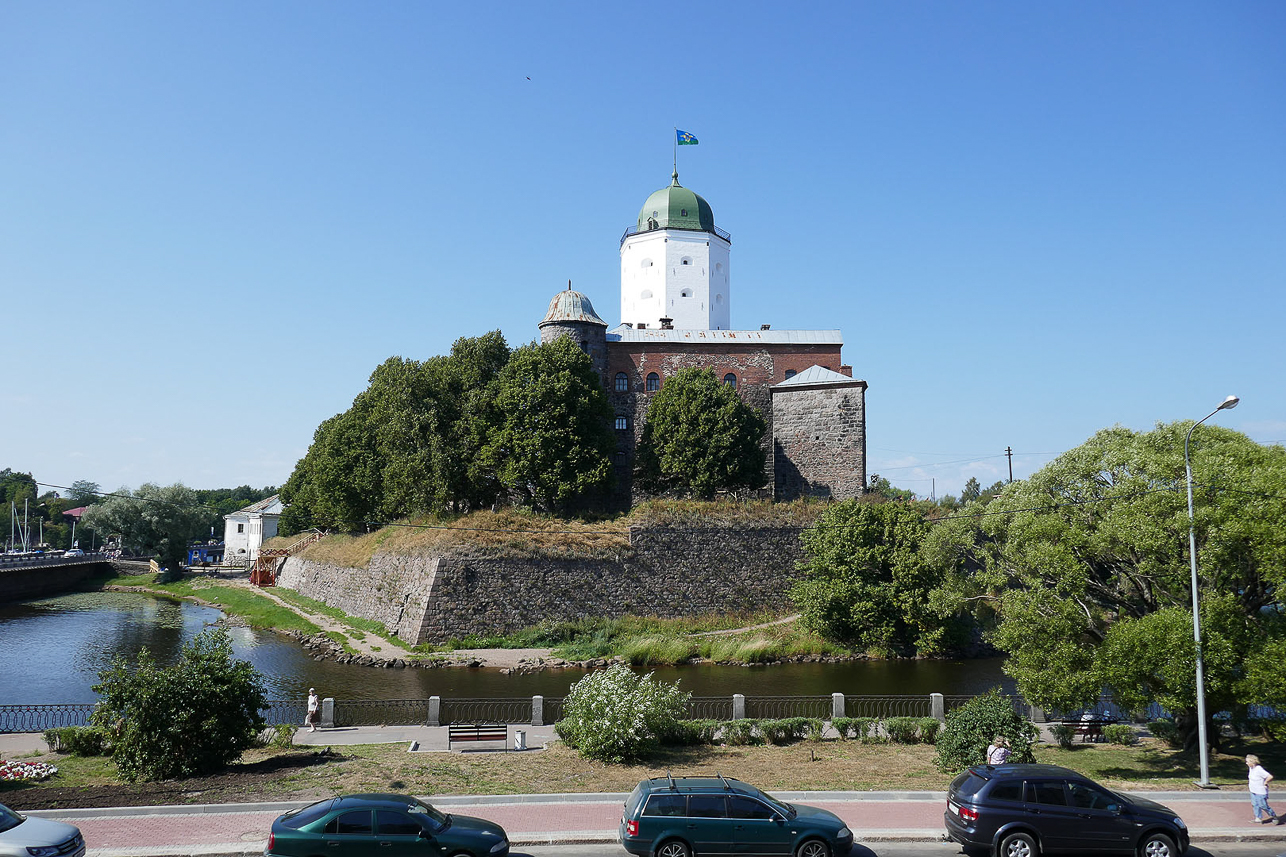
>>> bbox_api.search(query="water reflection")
[0,591,1015,705]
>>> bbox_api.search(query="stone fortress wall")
[277,523,806,645]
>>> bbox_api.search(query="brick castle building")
[537,171,867,502]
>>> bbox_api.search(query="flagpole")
[673,127,677,175]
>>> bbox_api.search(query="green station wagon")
[620,775,853,857]
[265,794,509,857]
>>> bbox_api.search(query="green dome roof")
[636,170,715,233]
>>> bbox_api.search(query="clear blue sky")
[3,2,1282,500]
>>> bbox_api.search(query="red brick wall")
[605,342,846,392]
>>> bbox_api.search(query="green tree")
[69,480,102,505]
[91,628,267,781]
[926,423,1286,748]
[791,499,960,656]
[865,474,915,503]
[0,469,37,506]
[634,367,766,498]
[934,688,1038,772]
[480,337,614,512]
[80,483,217,580]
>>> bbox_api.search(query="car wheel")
[657,839,691,857]
[999,831,1038,857]
[796,838,831,857]
[1139,833,1177,857]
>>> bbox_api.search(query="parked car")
[620,774,853,857]
[265,794,509,857]
[0,801,85,857]
[944,763,1188,857]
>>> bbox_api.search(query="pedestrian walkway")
[19,790,1286,857]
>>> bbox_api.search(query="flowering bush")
[555,664,690,762]
[0,759,58,781]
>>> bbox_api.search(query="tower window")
[715,293,723,304]
[646,372,660,392]
[615,416,629,431]
[680,256,692,266]
[681,288,693,298]
[614,372,628,392]
[784,370,797,380]
[640,289,653,299]
[723,373,737,388]
[579,341,589,353]
[681,209,687,216]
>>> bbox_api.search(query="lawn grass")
[9,735,1281,804]
[97,571,320,635]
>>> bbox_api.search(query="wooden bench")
[447,723,509,751]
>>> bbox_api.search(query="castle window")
[681,288,693,298]
[715,293,723,304]
[579,341,589,353]
[680,256,692,266]
[784,370,797,380]
[614,372,629,392]
[615,417,628,431]
[723,373,737,388]
[681,209,687,216]
[640,289,653,299]
[641,258,653,269]
[646,372,660,392]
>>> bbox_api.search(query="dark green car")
[620,775,853,857]
[266,794,510,857]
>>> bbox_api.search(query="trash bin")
[513,730,527,751]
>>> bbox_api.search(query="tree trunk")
[1173,707,1221,754]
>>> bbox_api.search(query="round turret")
[539,288,608,328]
[539,287,608,379]
[636,170,716,233]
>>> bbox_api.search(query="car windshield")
[750,787,795,819]
[0,805,24,834]
[410,798,450,830]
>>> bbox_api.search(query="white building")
[222,495,283,565]
[619,170,731,331]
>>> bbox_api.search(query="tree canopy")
[634,367,766,498]
[926,422,1286,743]
[81,483,217,580]
[480,337,615,512]
[791,499,962,657]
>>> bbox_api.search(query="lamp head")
[1218,395,1240,411]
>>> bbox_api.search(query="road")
[510,846,1284,857]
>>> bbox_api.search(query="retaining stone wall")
[279,524,807,645]
[0,562,106,603]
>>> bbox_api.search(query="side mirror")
[772,813,786,823]
[418,829,432,840]
[1108,804,1121,815]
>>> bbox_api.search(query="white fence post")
[930,693,945,723]
[532,695,544,727]
[321,697,335,728]
[733,693,746,720]
[832,692,845,720]
[427,696,440,727]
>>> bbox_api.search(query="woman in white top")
[306,688,320,733]
[1247,754,1278,824]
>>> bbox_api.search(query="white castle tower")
[619,170,731,330]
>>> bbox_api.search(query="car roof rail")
[667,770,676,791]
[718,773,731,790]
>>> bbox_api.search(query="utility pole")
[1005,447,1014,483]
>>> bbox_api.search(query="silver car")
[0,803,85,857]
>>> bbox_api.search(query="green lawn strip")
[15,737,1273,801]
[272,588,409,651]
[97,571,320,635]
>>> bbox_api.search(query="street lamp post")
[1185,394,1239,788]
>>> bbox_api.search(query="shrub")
[44,726,111,756]
[934,689,1038,773]
[761,719,794,745]
[918,717,942,745]
[885,717,921,744]
[92,628,267,782]
[804,718,826,742]
[1103,723,1138,745]
[1148,719,1181,748]
[554,664,690,763]
[831,717,856,740]
[721,719,762,746]
[1048,724,1075,749]
[665,719,718,746]
[267,723,298,748]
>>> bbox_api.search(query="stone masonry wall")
[772,380,868,500]
[0,561,106,604]
[279,524,807,645]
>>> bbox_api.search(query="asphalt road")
[509,846,1286,857]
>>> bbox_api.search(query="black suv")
[944,764,1188,857]
[620,774,853,857]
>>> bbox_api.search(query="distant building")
[222,495,283,565]
[187,543,225,566]
[538,172,867,501]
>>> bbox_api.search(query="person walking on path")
[1248,755,1278,824]
[306,688,320,733]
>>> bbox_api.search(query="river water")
[0,591,1015,705]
